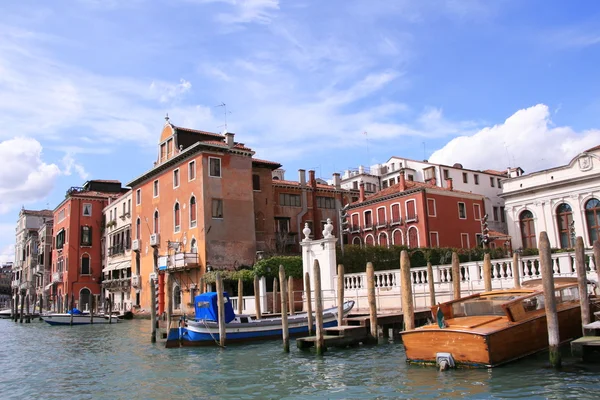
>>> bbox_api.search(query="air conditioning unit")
[150,233,160,247]
[131,239,140,252]
[131,275,140,288]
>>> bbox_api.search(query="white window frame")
[458,202,467,219]
[429,231,439,247]
[473,203,482,221]
[153,209,160,234]
[427,198,436,217]
[82,203,92,217]
[136,188,141,205]
[350,212,360,232]
[405,199,417,222]
[364,233,375,246]
[209,157,222,178]
[392,229,404,246]
[376,206,387,227]
[408,226,419,247]
[378,231,389,247]
[212,198,223,219]
[153,180,159,198]
[174,201,181,233]
[363,210,373,230]
[189,194,197,228]
[390,202,402,225]
[461,233,470,248]
[352,236,362,246]
[188,160,196,182]
[173,168,180,189]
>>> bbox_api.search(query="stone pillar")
[300,221,338,307]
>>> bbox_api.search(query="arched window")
[79,288,91,312]
[190,238,197,253]
[190,196,197,228]
[378,232,388,248]
[153,210,159,234]
[174,202,181,232]
[408,227,419,248]
[556,203,573,248]
[136,217,141,240]
[81,254,90,275]
[520,210,536,249]
[174,285,181,310]
[365,234,375,247]
[352,236,362,246]
[585,198,600,244]
[392,229,403,246]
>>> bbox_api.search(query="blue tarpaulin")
[68,308,83,315]
[194,292,235,323]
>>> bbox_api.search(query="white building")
[102,191,133,312]
[335,156,522,233]
[501,146,600,250]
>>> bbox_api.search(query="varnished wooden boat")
[401,278,583,368]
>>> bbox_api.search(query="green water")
[1,319,599,399]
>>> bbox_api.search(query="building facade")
[50,180,123,312]
[0,262,13,308]
[501,146,600,250]
[347,171,486,249]
[102,190,133,312]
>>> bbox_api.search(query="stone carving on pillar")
[302,223,311,241]
[322,218,334,239]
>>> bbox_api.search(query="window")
[173,285,181,309]
[427,199,436,217]
[56,229,65,250]
[391,204,401,224]
[153,180,159,197]
[173,169,180,188]
[497,178,502,188]
[351,214,359,231]
[136,218,141,240]
[474,174,479,185]
[462,172,468,183]
[389,178,395,186]
[585,198,600,244]
[490,177,495,187]
[160,143,167,160]
[500,206,505,223]
[365,234,375,247]
[252,174,261,191]
[279,193,301,207]
[407,174,414,181]
[461,233,470,248]
[82,203,92,216]
[81,226,92,246]
[406,200,417,221]
[377,207,386,226]
[122,202,126,217]
[353,181,358,190]
[212,199,223,219]
[382,181,388,189]
[188,160,196,181]
[127,199,131,214]
[458,202,466,219]
[167,139,173,157]
[443,169,449,180]
[81,255,90,275]
[190,238,198,253]
[209,157,221,178]
[473,203,482,220]
[317,197,335,209]
[276,218,290,233]
[408,227,418,248]
[556,203,573,249]
[190,196,197,228]
[153,210,159,234]
[379,232,388,247]
[520,210,536,249]
[393,230,403,245]
[174,202,181,232]
[429,232,439,247]
[136,189,141,205]
[364,210,373,229]
[493,206,499,221]
[476,233,483,246]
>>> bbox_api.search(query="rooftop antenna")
[215,102,231,133]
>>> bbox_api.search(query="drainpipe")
[296,170,308,245]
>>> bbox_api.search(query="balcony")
[52,272,63,283]
[376,220,389,229]
[102,277,131,290]
[350,224,360,233]
[405,214,419,223]
[363,222,373,231]
[390,217,402,226]
[158,252,199,271]
[108,242,130,257]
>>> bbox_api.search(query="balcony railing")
[405,214,418,223]
[390,217,402,225]
[158,252,199,271]
[108,242,131,257]
[52,272,63,283]
[376,220,388,229]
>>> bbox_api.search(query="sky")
[1,0,599,263]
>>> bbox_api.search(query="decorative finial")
[323,218,334,239]
[165,113,170,122]
[302,223,311,241]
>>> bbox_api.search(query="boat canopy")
[67,308,83,315]
[194,292,235,323]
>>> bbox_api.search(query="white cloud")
[149,79,192,103]
[61,153,90,180]
[428,104,600,173]
[0,137,61,214]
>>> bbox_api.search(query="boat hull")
[42,314,119,325]
[402,305,582,367]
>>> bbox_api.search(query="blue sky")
[1,0,599,262]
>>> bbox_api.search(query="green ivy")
[203,269,255,284]
[253,256,303,279]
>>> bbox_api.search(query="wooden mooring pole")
[304,272,313,335]
[366,262,377,339]
[452,252,461,300]
[313,260,325,355]
[427,262,435,307]
[288,276,294,315]
[150,278,157,343]
[400,251,414,331]
[575,236,590,331]
[90,295,94,325]
[108,296,112,325]
[337,264,344,327]
[12,290,18,322]
[70,294,74,326]
[25,294,30,323]
[539,231,561,368]
[272,277,278,314]
[253,275,261,320]
[237,278,243,316]
[513,252,521,289]
[279,266,289,352]
[483,253,492,292]
[216,273,226,347]
[19,291,24,323]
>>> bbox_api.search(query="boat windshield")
[452,295,512,317]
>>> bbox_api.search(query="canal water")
[1,319,599,399]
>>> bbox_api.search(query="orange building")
[50,180,124,312]
[347,170,486,249]
[127,119,281,315]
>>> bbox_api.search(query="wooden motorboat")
[166,292,355,347]
[401,278,583,368]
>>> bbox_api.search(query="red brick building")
[50,180,124,311]
[347,170,486,249]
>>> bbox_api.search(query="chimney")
[399,169,406,191]
[445,178,453,191]
[359,180,365,202]
[298,169,306,187]
[333,173,341,189]
[224,132,235,148]
[308,170,316,187]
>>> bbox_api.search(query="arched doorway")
[79,288,91,312]
[408,227,419,248]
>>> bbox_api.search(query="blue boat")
[166,292,355,347]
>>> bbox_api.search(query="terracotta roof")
[22,209,53,217]
[89,179,121,184]
[201,140,227,147]
[252,158,282,170]
[489,230,510,239]
[585,144,600,152]
[360,180,480,204]
[273,179,337,190]
[173,125,225,139]
[69,190,122,200]
[483,169,508,176]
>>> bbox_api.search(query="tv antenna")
[215,102,231,133]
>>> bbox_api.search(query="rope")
[202,318,226,348]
